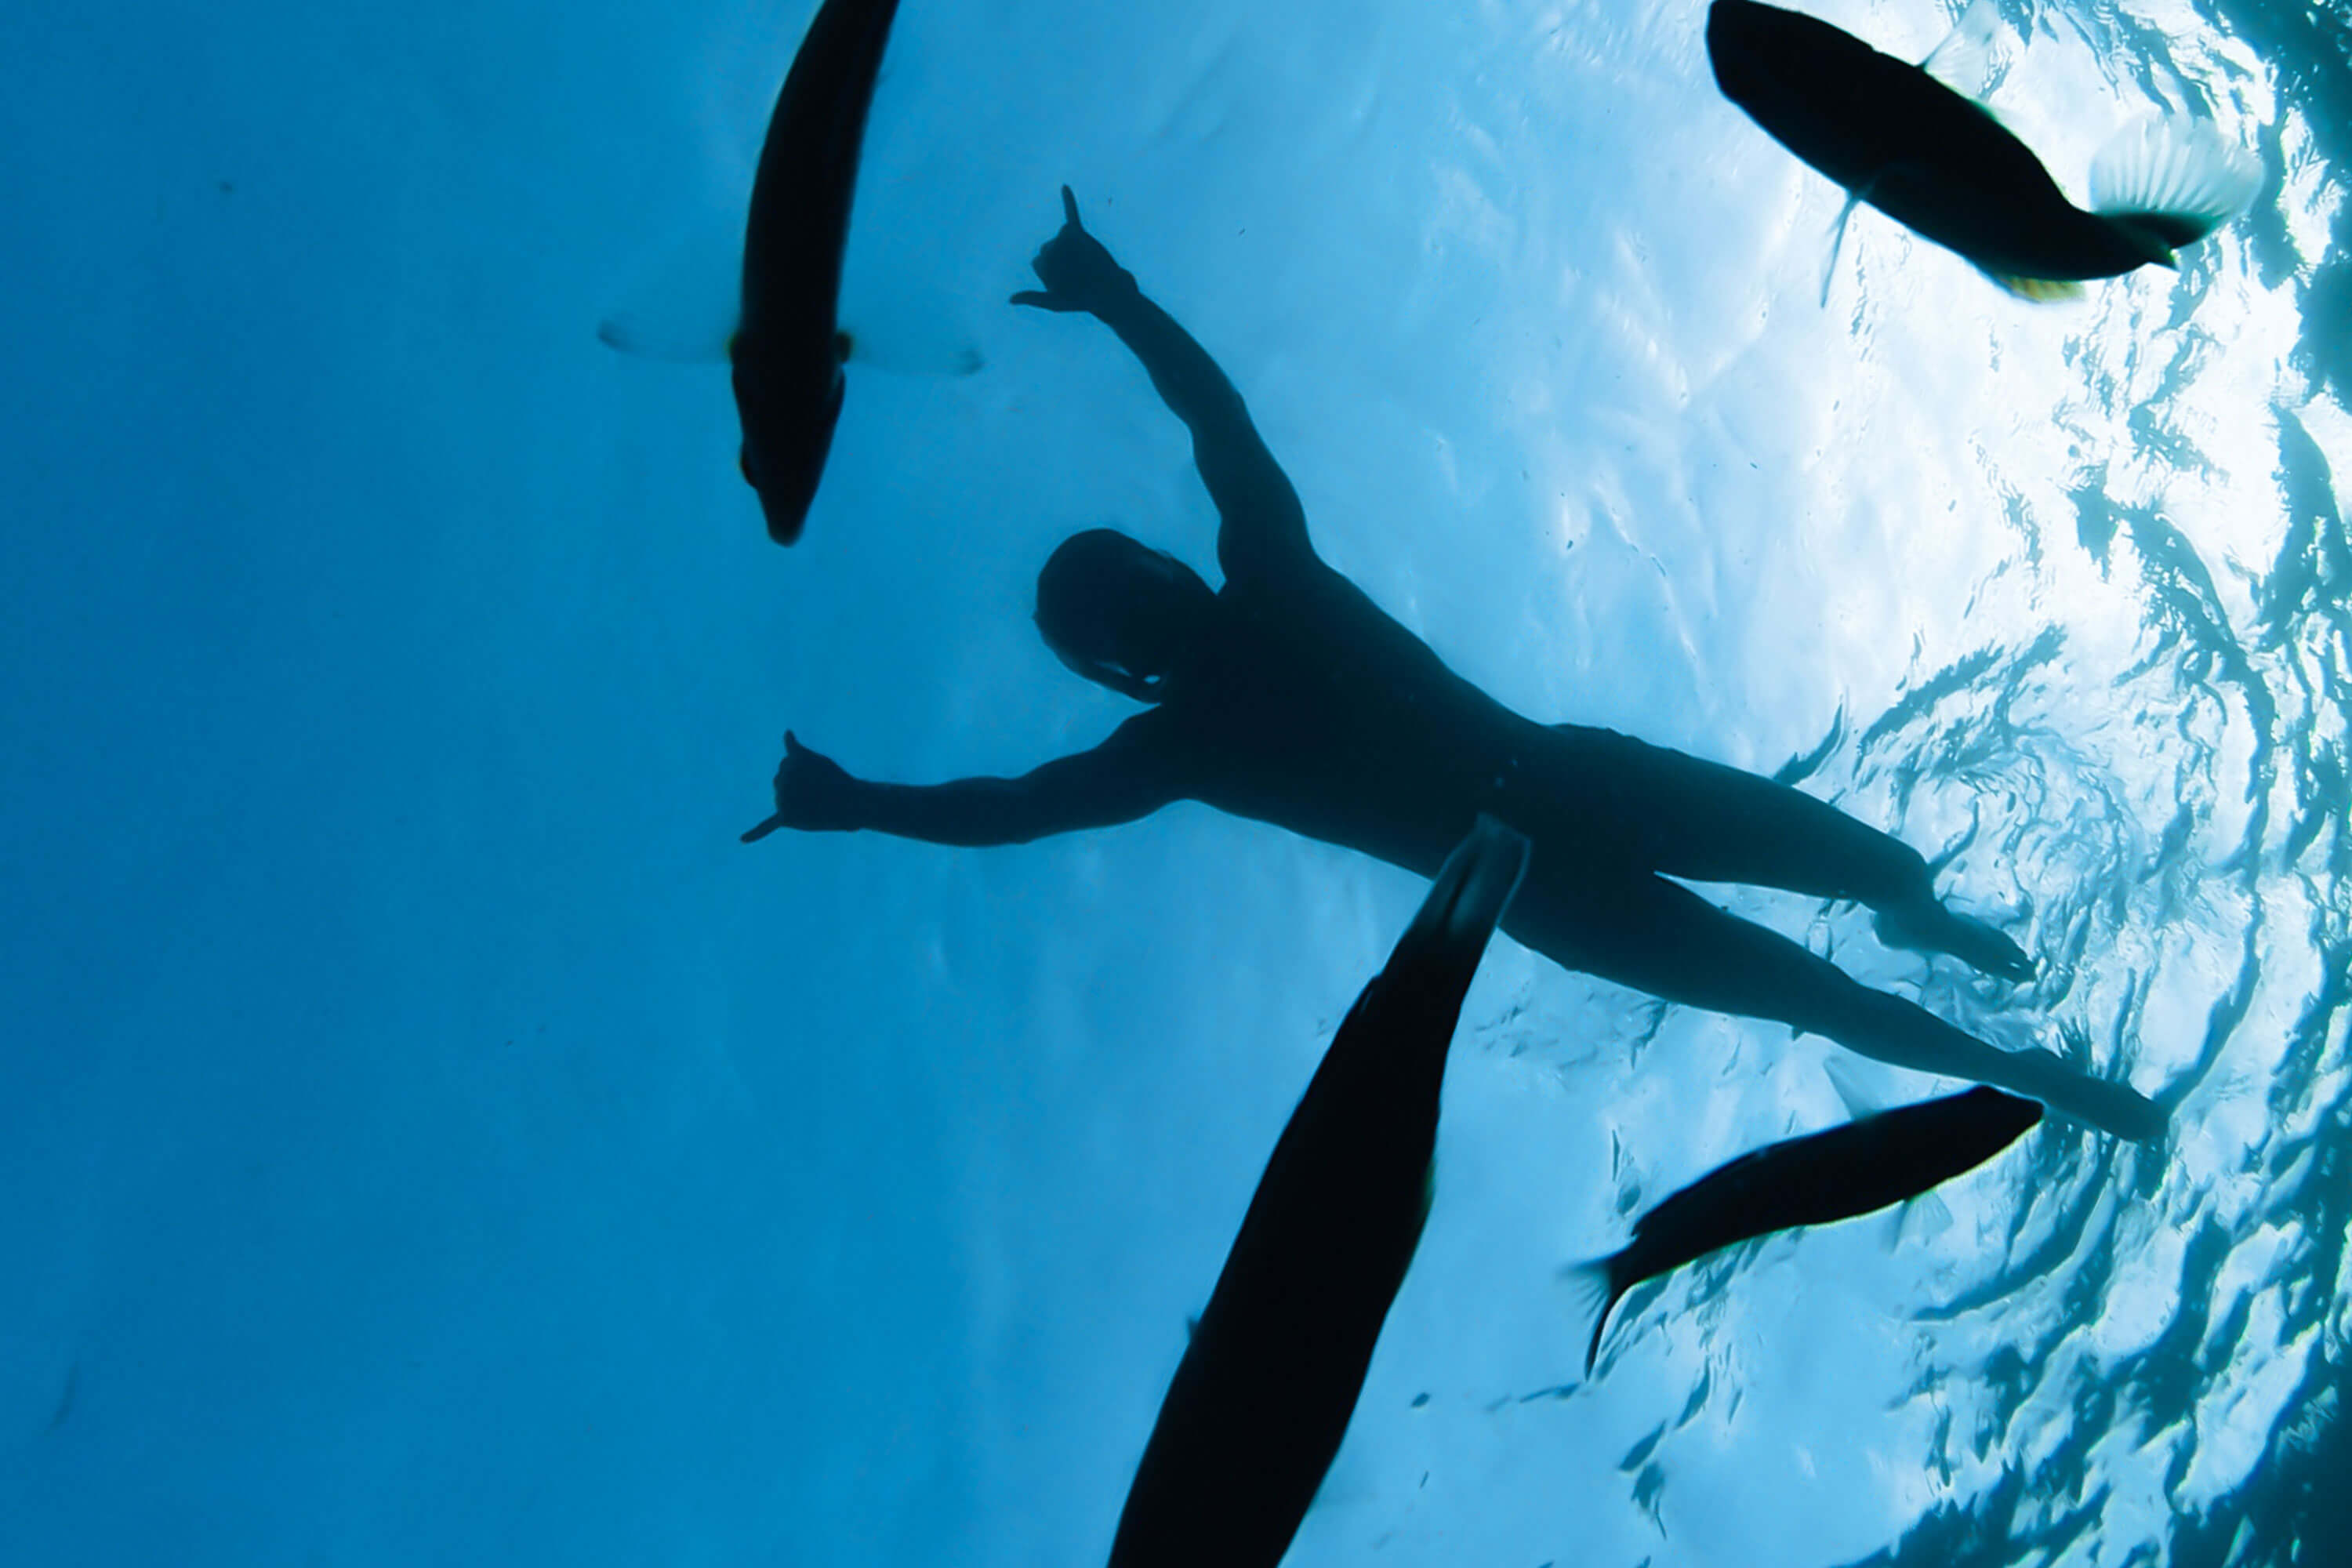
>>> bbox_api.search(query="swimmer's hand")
[741,730,861,842]
[1010,186,1139,318]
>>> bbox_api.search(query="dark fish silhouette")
[727,0,902,543]
[1109,817,1530,1568]
[1570,1085,2043,1372]
[597,0,923,543]
[1707,0,2259,300]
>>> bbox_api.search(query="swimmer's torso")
[1143,557,1567,877]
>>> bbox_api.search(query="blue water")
[3,0,2346,1562]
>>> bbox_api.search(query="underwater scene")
[5,0,2349,1560]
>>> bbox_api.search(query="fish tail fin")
[2087,114,2263,260]
[1559,1254,1629,1375]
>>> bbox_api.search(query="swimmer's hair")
[1034,528,1205,703]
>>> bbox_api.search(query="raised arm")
[1013,187,1312,586]
[740,720,1183,848]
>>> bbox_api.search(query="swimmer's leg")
[1819,985,2161,1142]
[1507,870,2158,1142]
[1541,724,2034,982]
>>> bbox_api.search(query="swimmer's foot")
[2006,1047,2167,1145]
[1873,900,2037,982]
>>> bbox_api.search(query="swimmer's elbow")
[1008,795,1156,844]
[1009,746,1179,843]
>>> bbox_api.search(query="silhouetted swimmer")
[1110,816,1529,1568]
[1567,1086,2043,1372]
[1708,0,2259,300]
[743,185,2162,1145]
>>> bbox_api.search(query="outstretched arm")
[1013,187,1312,585]
[741,720,1183,848]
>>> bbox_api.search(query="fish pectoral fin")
[2088,115,2263,252]
[837,321,985,376]
[597,314,739,364]
[597,198,747,364]
[1918,0,2005,100]
[834,265,987,378]
[1889,1188,1955,1248]
[1819,185,1871,307]
[1975,267,2086,303]
[1559,1257,1623,1374]
[1821,1054,1892,1121]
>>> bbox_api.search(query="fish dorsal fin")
[1919,0,2004,99]
[1976,267,2088,302]
[2086,114,2263,252]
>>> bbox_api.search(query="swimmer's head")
[1035,528,1215,702]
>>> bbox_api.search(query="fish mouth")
[1398,815,1531,981]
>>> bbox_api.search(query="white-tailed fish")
[1708,0,2260,301]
